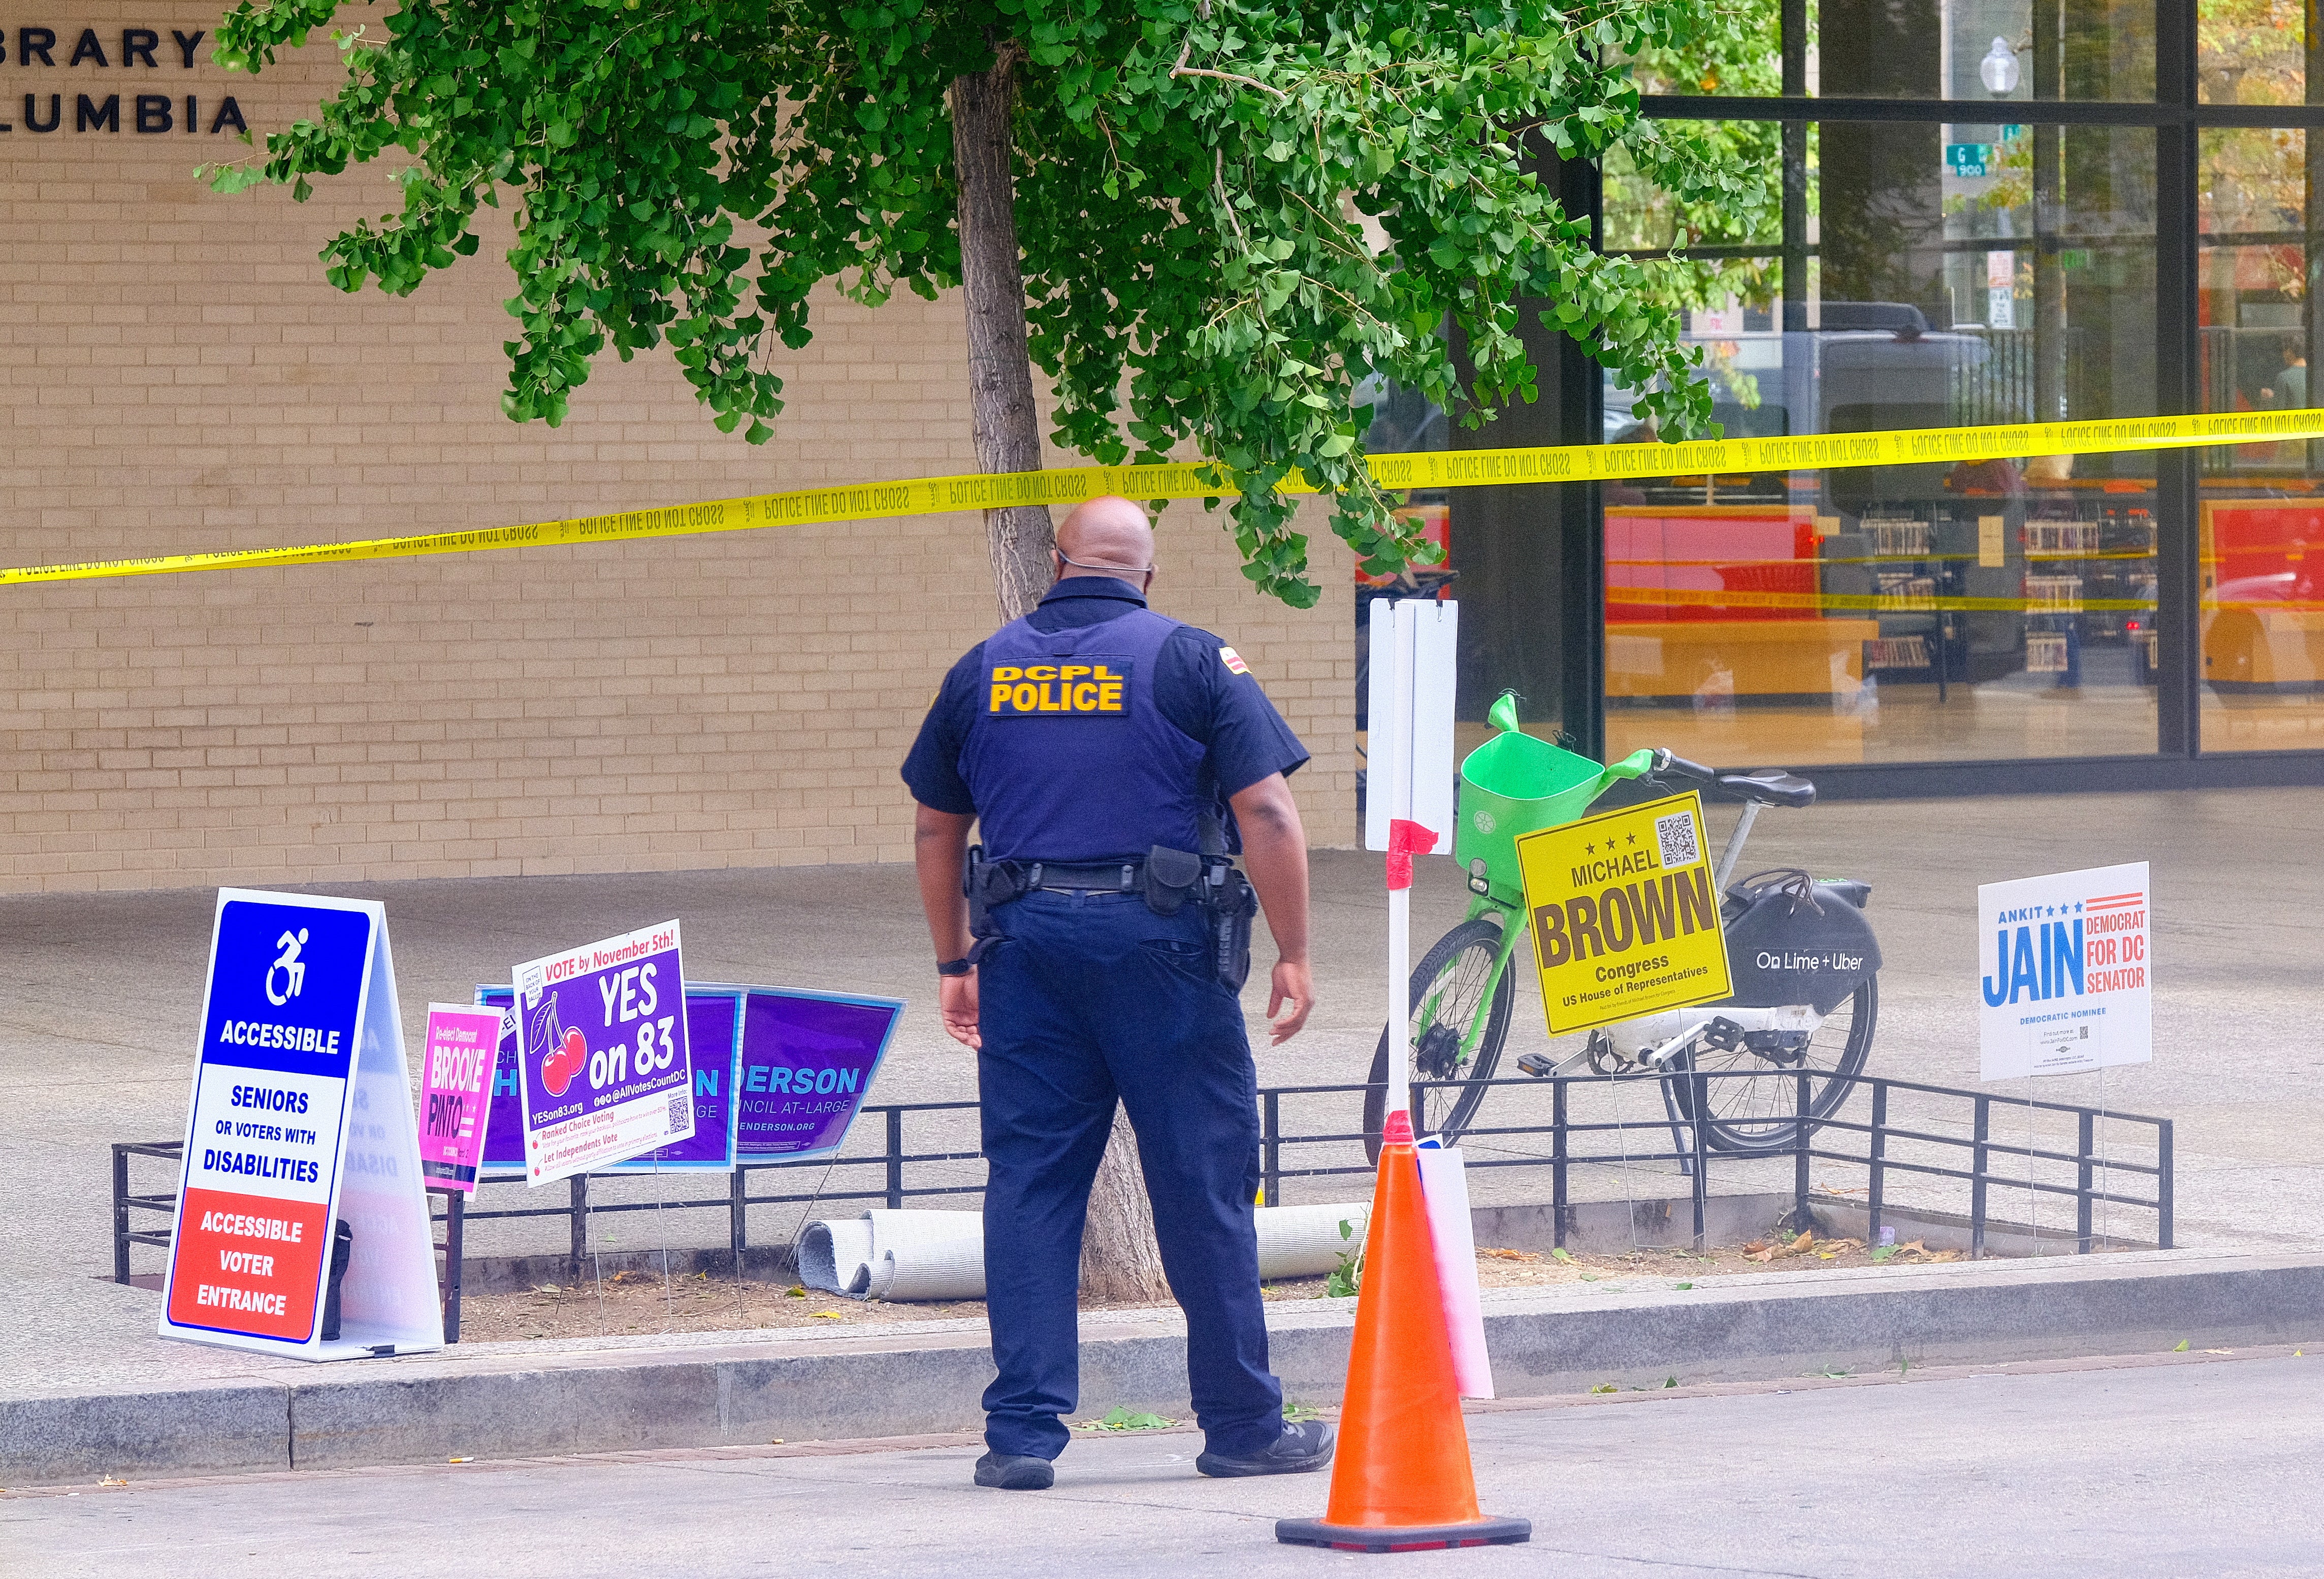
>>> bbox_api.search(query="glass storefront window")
[2198,0,2307,106]
[1602,455,2164,765]
[1817,0,2152,101]
[1601,124,2160,765]
[2198,127,2324,748]
[1622,0,1783,97]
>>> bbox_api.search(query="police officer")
[902,495,1334,1492]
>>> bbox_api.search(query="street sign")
[511,922,696,1185]
[1514,791,1734,1036]
[1978,863,2152,1079]
[1946,142,1993,178]
[160,890,441,1360]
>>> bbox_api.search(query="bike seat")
[1719,769,1816,808]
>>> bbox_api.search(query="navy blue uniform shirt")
[900,577,1309,852]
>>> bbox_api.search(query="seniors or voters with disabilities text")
[901,496,1332,1491]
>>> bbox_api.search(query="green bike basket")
[1452,695,1654,906]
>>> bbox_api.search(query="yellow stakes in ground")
[1514,791,1734,1038]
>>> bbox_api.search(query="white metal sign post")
[1365,597,1458,1135]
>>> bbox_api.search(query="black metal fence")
[113,1066,2171,1339]
[1256,1071,2171,1260]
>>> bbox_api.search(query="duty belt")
[963,842,1257,992]
[1010,859,1146,894]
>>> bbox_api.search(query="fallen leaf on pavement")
[1750,1232,1815,1264]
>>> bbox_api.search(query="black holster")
[1206,866,1258,993]
[1146,844,1253,990]
[963,844,1021,953]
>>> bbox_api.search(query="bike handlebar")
[1655,750,1718,782]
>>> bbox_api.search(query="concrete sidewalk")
[9,1243,2322,1487]
[4,787,2319,1445]
[9,1346,2322,1577]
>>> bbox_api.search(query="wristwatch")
[937,957,974,978]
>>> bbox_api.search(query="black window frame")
[1550,0,2324,795]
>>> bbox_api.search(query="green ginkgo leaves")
[211,0,1764,606]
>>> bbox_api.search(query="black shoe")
[1196,1419,1336,1478]
[974,1450,1055,1490]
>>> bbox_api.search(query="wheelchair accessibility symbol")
[265,928,310,1007]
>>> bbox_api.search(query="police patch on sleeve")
[986,659,1133,716]
[1219,646,1250,676]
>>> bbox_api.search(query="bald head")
[1054,497,1155,585]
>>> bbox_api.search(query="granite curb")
[9,1248,2320,1487]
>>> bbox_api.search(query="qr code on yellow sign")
[1512,790,1733,1037]
[1654,810,1699,868]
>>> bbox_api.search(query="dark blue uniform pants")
[976,888,1283,1461]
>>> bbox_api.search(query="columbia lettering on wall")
[3,26,244,133]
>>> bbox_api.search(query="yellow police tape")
[6,407,2323,589]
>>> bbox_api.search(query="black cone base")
[1275,1514,1531,1554]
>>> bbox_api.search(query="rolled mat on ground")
[796,1204,1373,1301]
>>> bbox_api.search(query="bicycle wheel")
[1361,916,1516,1163]
[1668,976,1878,1155]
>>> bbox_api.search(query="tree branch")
[1171,63,1292,102]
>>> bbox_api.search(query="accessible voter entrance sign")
[160,890,442,1360]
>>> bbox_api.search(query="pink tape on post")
[1384,818,1439,891]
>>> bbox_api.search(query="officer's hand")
[940,970,982,1050]
[1266,959,1313,1044]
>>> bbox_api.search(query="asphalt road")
[6,1348,2316,1577]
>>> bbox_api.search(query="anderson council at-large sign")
[2,24,246,135]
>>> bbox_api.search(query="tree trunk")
[949,43,1057,622]
[1077,1108,1173,1303]
[951,43,1172,1308]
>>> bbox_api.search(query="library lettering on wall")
[3,23,244,134]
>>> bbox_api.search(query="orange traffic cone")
[1276,1110,1530,1554]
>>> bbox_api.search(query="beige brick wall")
[0,5,1356,894]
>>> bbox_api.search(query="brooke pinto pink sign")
[418,1003,504,1194]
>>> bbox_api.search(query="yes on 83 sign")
[1515,791,1734,1036]
[512,920,695,1186]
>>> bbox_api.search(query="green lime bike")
[1361,697,1882,1162]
